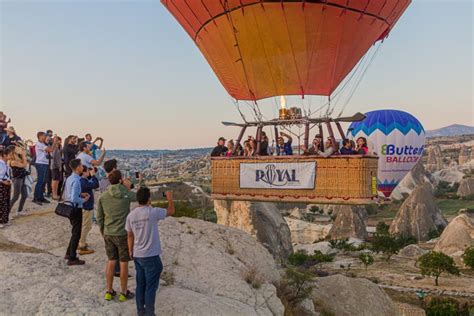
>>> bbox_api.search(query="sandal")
[119,290,135,302]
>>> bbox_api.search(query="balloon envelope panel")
[162,0,411,101]
[349,110,425,197]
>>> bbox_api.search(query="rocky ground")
[0,200,284,316]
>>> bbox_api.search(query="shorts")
[51,168,62,181]
[104,235,130,262]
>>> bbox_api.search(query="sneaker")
[64,255,71,260]
[0,224,4,229]
[32,200,43,206]
[4,222,12,226]
[104,290,117,301]
[78,247,95,255]
[40,199,51,204]
[67,258,85,266]
[118,290,134,302]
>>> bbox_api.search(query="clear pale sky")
[1,0,472,149]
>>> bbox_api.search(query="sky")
[0,0,472,149]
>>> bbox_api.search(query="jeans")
[34,164,49,201]
[134,256,163,316]
[66,208,83,260]
[11,177,28,213]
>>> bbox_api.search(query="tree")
[358,252,374,270]
[462,247,474,270]
[371,232,401,261]
[418,251,460,286]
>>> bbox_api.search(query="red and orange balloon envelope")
[162,0,410,101]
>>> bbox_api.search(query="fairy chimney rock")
[389,184,447,241]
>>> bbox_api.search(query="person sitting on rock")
[339,139,356,155]
[210,137,228,157]
[126,187,174,316]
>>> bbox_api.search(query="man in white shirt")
[76,141,106,169]
[126,187,174,316]
[33,132,57,205]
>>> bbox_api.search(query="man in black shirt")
[63,135,79,177]
[211,137,228,157]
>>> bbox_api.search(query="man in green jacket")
[97,169,136,302]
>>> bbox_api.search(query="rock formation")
[389,184,448,241]
[1,210,285,315]
[458,145,471,165]
[311,275,399,316]
[328,206,368,240]
[214,200,293,261]
[285,217,331,244]
[457,178,474,198]
[391,160,433,200]
[434,210,474,256]
[426,145,443,172]
[399,244,428,258]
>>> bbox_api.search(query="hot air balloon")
[162,0,411,204]
[348,110,426,197]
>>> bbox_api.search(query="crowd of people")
[0,113,174,315]
[211,130,369,158]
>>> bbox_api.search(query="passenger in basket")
[276,132,293,156]
[259,132,269,156]
[302,137,322,155]
[339,139,356,155]
[210,137,228,157]
[225,140,234,158]
[356,137,369,155]
[317,138,337,157]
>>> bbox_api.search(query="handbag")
[55,181,76,219]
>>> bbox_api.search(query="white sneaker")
[0,224,4,229]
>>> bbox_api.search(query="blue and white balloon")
[348,109,425,197]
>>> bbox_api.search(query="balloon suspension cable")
[233,99,248,123]
[307,40,374,118]
[337,41,383,118]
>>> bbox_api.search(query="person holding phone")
[63,159,90,266]
[126,188,174,316]
[78,166,99,255]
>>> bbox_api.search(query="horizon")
[1,1,473,149]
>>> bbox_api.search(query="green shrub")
[428,227,444,240]
[418,251,460,286]
[425,297,470,316]
[276,267,315,315]
[328,238,357,251]
[462,247,474,270]
[396,234,417,248]
[288,250,334,267]
[376,222,390,235]
[358,252,374,270]
[288,251,310,266]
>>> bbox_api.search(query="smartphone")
[135,171,140,179]
[162,192,166,198]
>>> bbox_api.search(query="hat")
[6,126,15,133]
[218,137,226,141]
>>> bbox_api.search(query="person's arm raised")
[92,148,106,166]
